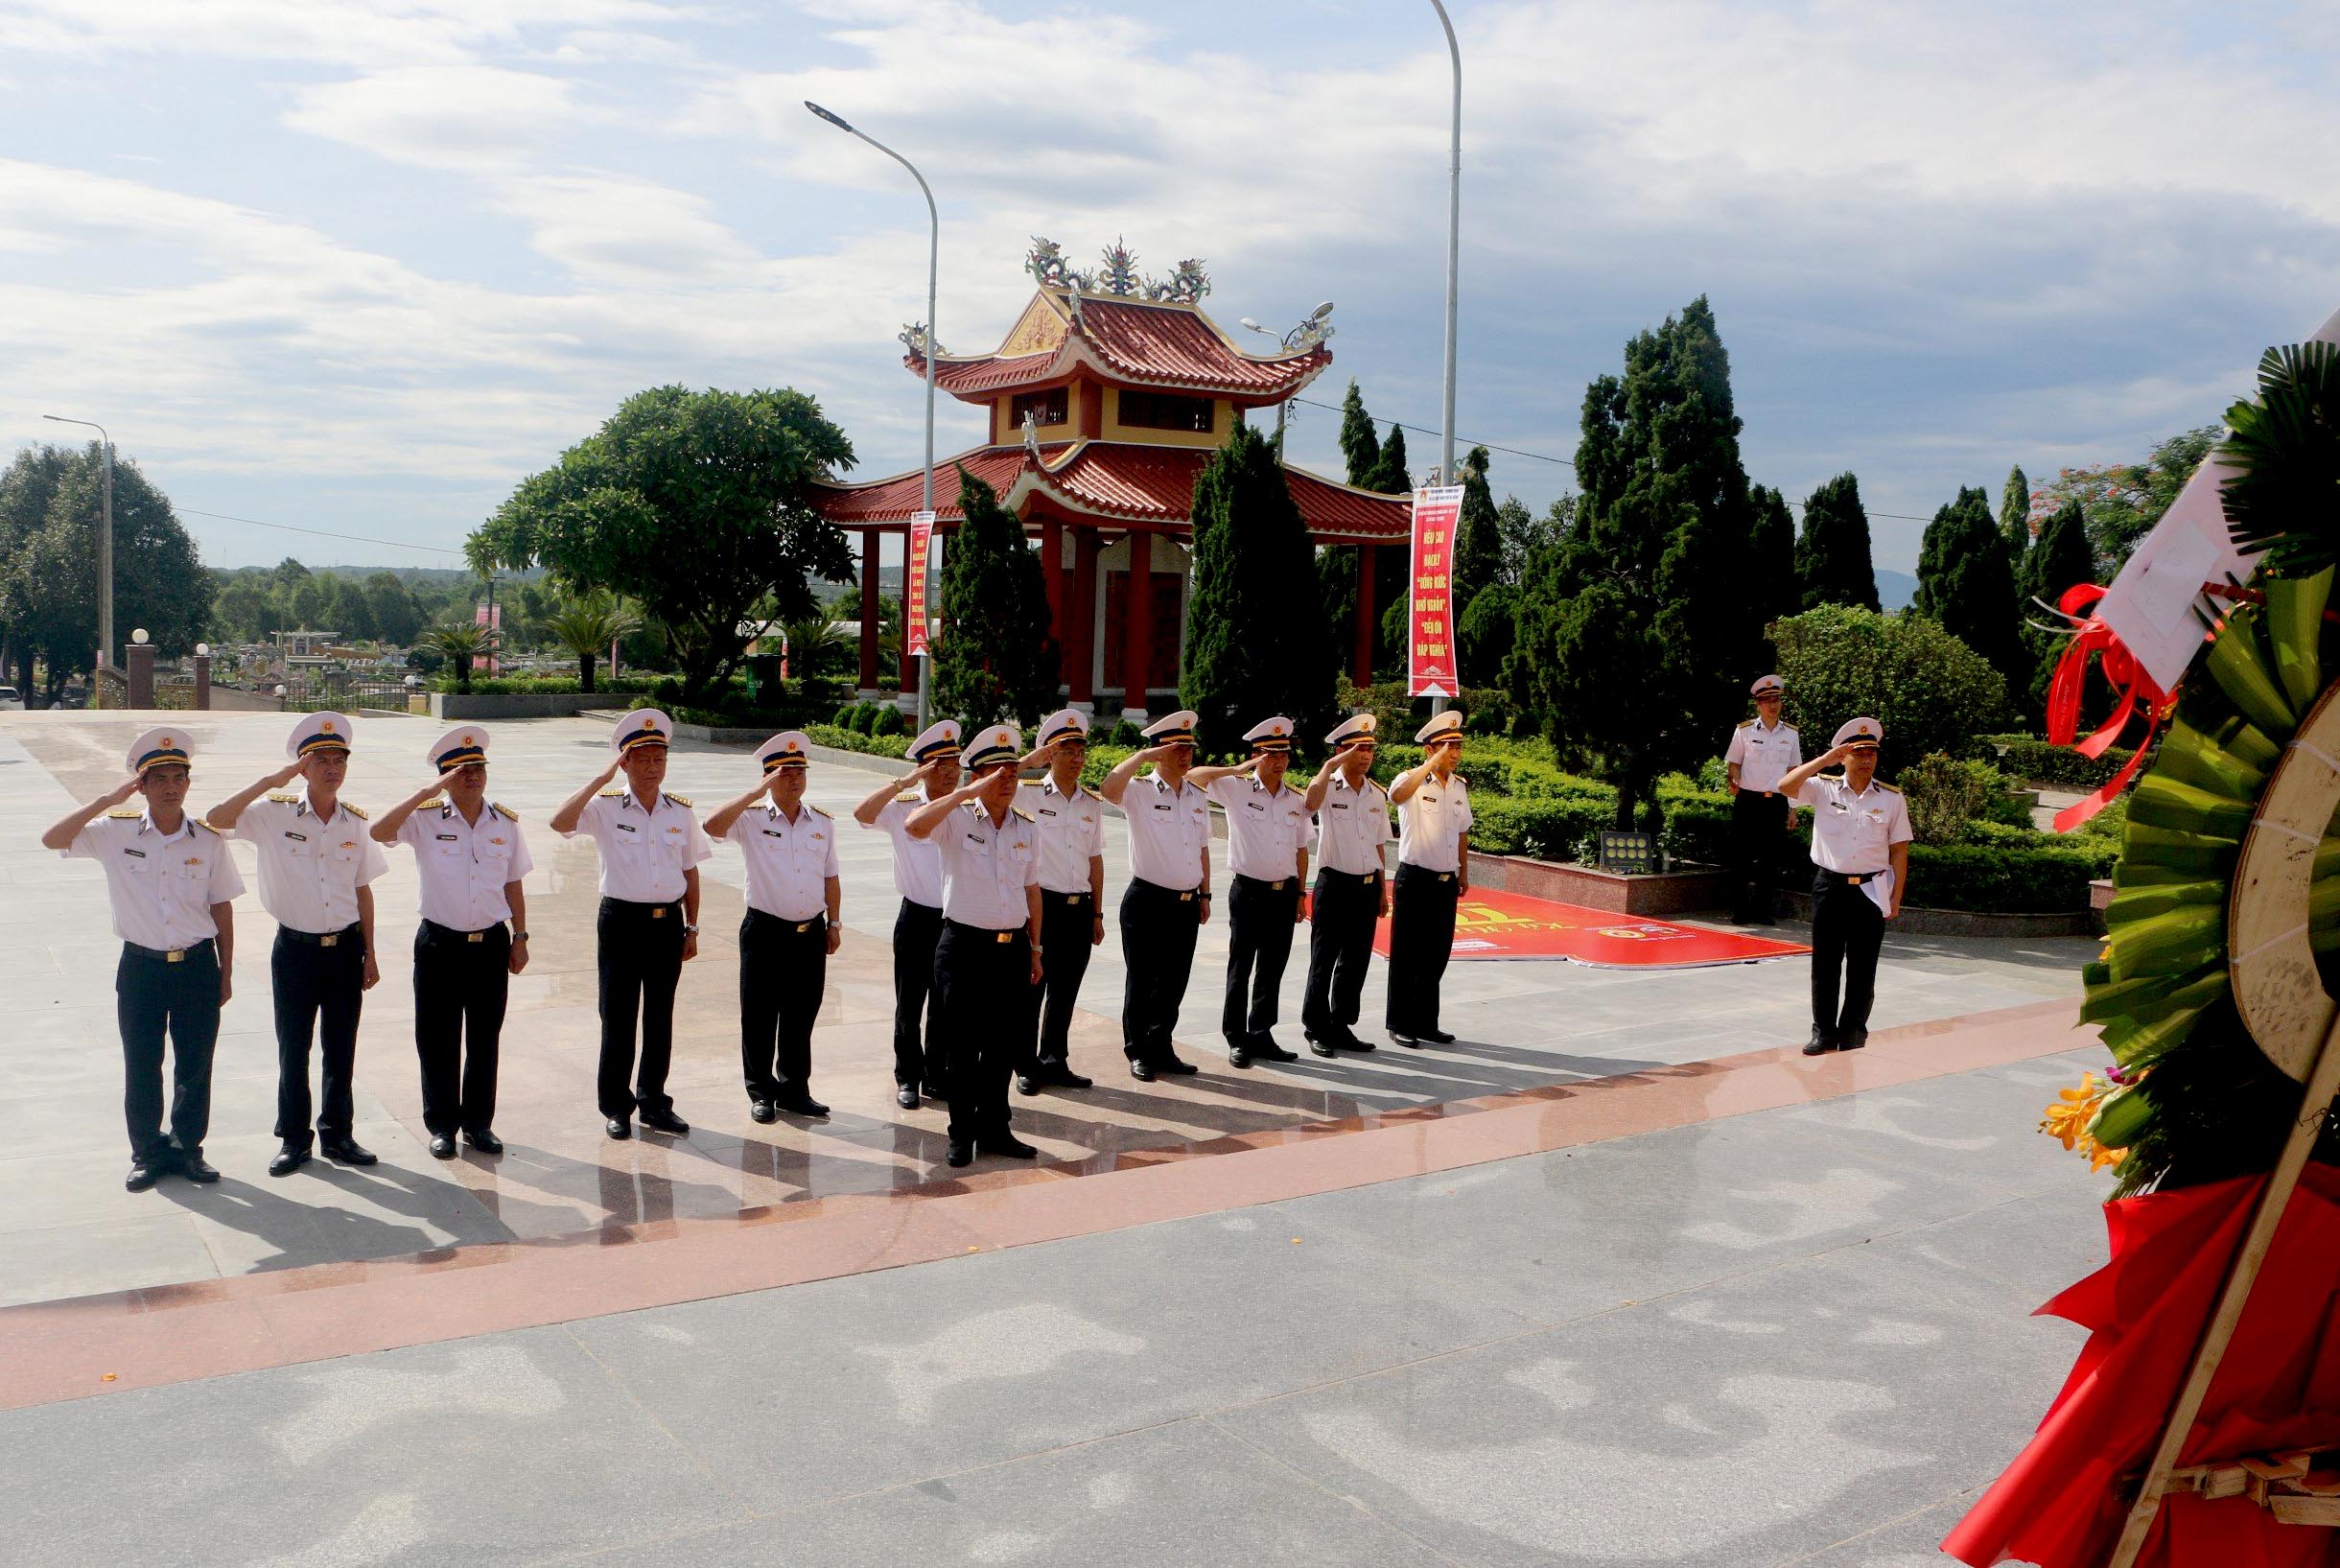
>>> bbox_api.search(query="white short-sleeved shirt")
[1115,772,1209,891]
[395,800,534,930]
[1019,776,1103,894]
[1313,773,1392,876]
[722,803,839,922]
[232,789,389,934]
[1790,774,1913,873]
[1205,776,1311,882]
[934,802,1041,930]
[863,787,946,909]
[65,809,246,950]
[1397,772,1474,874]
[1724,719,1803,794]
[562,789,711,903]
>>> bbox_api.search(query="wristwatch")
[683,923,699,935]
[510,929,528,942]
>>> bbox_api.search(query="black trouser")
[1031,890,1096,1070]
[414,920,510,1138]
[270,924,364,1150]
[740,909,827,1101]
[934,920,1028,1143]
[1120,878,1202,1065]
[1303,868,1382,1041]
[1730,789,1790,922]
[1224,874,1301,1043]
[116,940,221,1166]
[892,899,945,1088]
[1386,863,1460,1036]
[597,896,686,1120]
[1810,871,1887,1043]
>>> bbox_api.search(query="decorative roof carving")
[898,322,947,359]
[1144,259,1210,305]
[1095,237,1142,297]
[1025,237,1090,292]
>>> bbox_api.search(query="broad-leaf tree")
[467,385,855,703]
[1182,422,1336,754]
[931,467,1057,727]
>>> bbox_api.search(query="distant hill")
[1877,570,1916,612]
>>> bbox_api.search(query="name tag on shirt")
[616,823,637,834]
[125,848,147,859]
[284,831,308,842]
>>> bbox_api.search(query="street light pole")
[43,414,113,671]
[807,101,939,734]
[1427,1,1462,718]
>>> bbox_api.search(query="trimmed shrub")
[1771,604,2008,778]
[804,723,909,759]
[1900,753,2010,845]
[1984,733,2141,789]
[871,704,906,737]
[1905,840,2114,913]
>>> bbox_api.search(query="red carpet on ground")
[1360,886,1811,968]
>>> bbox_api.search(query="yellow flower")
[2040,1071,2127,1172]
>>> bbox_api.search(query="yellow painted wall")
[992,380,1086,445]
[1100,386,1228,449]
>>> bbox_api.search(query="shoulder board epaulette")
[1012,807,1035,823]
[597,788,624,799]
[421,798,445,813]
[1081,784,1103,800]
[267,791,299,805]
[106,808,141,819]
[192,819,220,835]
[663,791,691,807]
[808,804,831,818]
[1874,781,1902,794]
[960,798,985,812]
[492,802,519,820]
[1736,718,1755,729]
[894,788,921,803]
[343,803,369,820]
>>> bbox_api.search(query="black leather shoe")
[946,1139,973,1168]
[1129,1059,1158,1083]
[1420,1028,1457,1045]
[1227,1042,1252,1069]
[921,1084,947,1105]
[1802,1031,1836,1056]
[180,1155,221,1184]
[1307,1035,1338,1059]
[777,1095,830,1118]
[1158,1055,1200,1076]
[639,1108,690,1135]
[605,1116,632,1140]
[1054,1069,1092,1089]
[1016,1074,1040,1096]
[896,1085,921,1110]
[321,1137,378,1166]
[126,1160,166,1192]
[268,1146,311,1178]
[749,1099,779,1124]
[429,1135,458,1159]
[1249,1035,1299,1063]
[1838,1032,1868,1052]
[978,1133,1038,1160]
[1389,1031,1421,1048]
[465,1128,503,1154]
[1343,1034,1376,1053]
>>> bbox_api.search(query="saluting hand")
[272,760,307,788]
[105,774,144,807]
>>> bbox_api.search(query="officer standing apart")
[1017,709,1101,1096]
[1723,674,1803,924]
[1386,710,1472,1047]
[207,712,389,1177]
[1186,716,1310,1067]
[904,723,1042,1167]
[43,728,244,1190]
[551,709,708,1140]
[370,726,532,1158]
[1300,713,1392,1057]
[1100,710,1211,1082]
[706,732,840,1123]
[1778,717,1911,1055]
[854,720,960,1111]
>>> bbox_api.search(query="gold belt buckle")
[650,906,666,919]
[1439,872,1453,882]
[1845,875,1861,885]
[319,933,338,948]
[1178,891,1193,901]
[1065,893,1083,904]
[795,921,811,933]
[165,948,184,965]
[1270,879,1285,891]
[465,931,485,943]
[994,930,1013,945]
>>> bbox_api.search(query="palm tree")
[542,590,642,694]
[417,619,496,692]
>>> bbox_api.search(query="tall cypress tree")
[1912,483,2023,694]
[1746,483,1798,633]
[1367,424,1412,495]
[1337,380,1380,487]
[1503,296,1763,829]
[1793,472,1881,612]
[1452,445,1503,621]
[2017,498,2097,721]
[931,466,1057,726]
[2000,463,2032,571]
[1182,423,1335,754]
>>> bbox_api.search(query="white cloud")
[284,65,590,172]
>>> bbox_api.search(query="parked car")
[0,687,21,711]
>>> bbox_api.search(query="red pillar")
[1123,530,1154,718]
[1069,527,1099,705]
[858,529,880,693]
[1040,513,1064,648]
[1353,542,1377,687]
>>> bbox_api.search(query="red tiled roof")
[810,441,1411,543]
[909,292,1330,405]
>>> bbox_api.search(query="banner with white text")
[1408,485,1464,698]
[906,511,936,657]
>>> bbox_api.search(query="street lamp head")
[131,627,150,645]
[1238,316,1263,333]
[195,643,210,658]
[1310,301,1336,321]
[805,101,854,133]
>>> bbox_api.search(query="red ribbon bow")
[2044,583,2168,832]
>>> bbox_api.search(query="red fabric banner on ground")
[1409,485,1464,698]
[1943,1163,2340,1568]
[905,510,935,657]
[1359,886,1808,969]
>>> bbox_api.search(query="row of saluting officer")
[44,680,1903,1191]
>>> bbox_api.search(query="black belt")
[279,923,362,948]
[1132,877,1202,902]
[1234,873,1298,893]
[1043,889,1094,904]
[946,918,1025,945]
[1399,864,1456,882]
[1827,869,1888,884]
[748,909,828,933]
[423,919,505,943]
[124,937,213,965]
[601,897,683,917]
[1316,867,1383,884]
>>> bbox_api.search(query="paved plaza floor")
[0,710,2109,1565]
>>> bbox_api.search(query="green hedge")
[1906,840,2114,913]
[430,672,677,697]
[1984,733,2140,789]
[804,723,910,759]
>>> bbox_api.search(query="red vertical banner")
[905,510,936,657]
[1408,485,1463,698]
[474,600,503,676]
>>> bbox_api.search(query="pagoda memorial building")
[811,240,1412,722]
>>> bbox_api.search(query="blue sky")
[3,0,2335,574]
